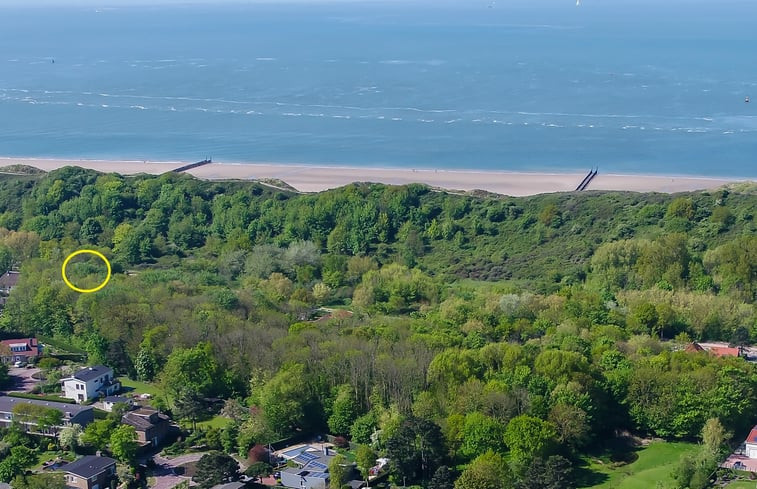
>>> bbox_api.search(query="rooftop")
[0,271,20,288]
[212,482,246,489]
[60,455,116,478]
[122,408,170,431]
[0,395,93,417]
[0,337,39,357]
[103,395,131,403]
[71,365,113,382]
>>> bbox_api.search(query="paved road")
[147,452,209,489]
[6,367,41,393]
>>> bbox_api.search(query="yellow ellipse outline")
[61,249,112,293]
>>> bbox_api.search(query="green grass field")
[726,481,757,488]
[118,377,165,399]
[578,441,698,489]
[188,415,233,430]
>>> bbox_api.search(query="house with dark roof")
[0,396,94,433]
[121,406,172,447]
[0,270,20,294]
[61,365,120,403]
[0,337,40,364]
[102,395,133,412]
[59,455,116,489]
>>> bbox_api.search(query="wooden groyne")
[173,158,211,173]
[576,168,598,191]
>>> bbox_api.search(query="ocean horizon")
[1,1,756,177]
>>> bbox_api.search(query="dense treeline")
[0,167,755,488]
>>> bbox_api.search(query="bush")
[8,392,74,404]
[37,357,63,370]
[245,462,272,478]
[248,444,270,463]
[333,436,349,448]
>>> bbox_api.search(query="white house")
[745,426,757,459]
[61,365,120,403]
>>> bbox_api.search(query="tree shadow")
[574,436,643,488]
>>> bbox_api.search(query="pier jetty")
[173,158,212,173]
[576,167,598,191]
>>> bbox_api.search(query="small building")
[279,445,343,489]
[59,455,117,489]
[121,407,171,447]
[685,342,743,358]
[0,396,94,431]
[744,426,757,459]
[102,395,133,412]
[61,365,120,403]
[0,270,20,294]
[212,483,245,489]
[0,337,40,364]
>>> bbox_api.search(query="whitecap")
[256,57,276,61]
[130,105,146,110]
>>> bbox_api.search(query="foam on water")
[0,2,756,176]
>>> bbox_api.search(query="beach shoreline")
[0,156,750,197]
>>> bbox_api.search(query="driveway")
[6,366,41,393]
[147,452,208,489]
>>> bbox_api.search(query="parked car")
[13,360,26,368]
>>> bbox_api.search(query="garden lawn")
[190,415,233,430]
[726,481,757,488]
[118,377,165,399]
[581,441,698,489]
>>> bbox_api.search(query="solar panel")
[294,452,318,465]
[308,472,329,479]
[307,462,328,471]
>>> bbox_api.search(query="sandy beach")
[0,157,747,197]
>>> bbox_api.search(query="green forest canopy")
[0,167,755,488]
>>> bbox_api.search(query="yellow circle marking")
[61,249,112,293]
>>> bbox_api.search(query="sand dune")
[0,157,745,196]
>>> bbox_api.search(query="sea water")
[0,0,756,177]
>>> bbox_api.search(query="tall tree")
[453,451,513,489]
[193,452,239,489]
[386,418,446,485]
[515,456,573,489]
[328,454,349,489]
[328,384,359,436]
[109,425,138,465]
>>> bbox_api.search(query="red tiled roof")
[684,342,741,358]
[685,343,705,353]
[708,346,741,357]
[746,426,757,445]
[0,337,39,357]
